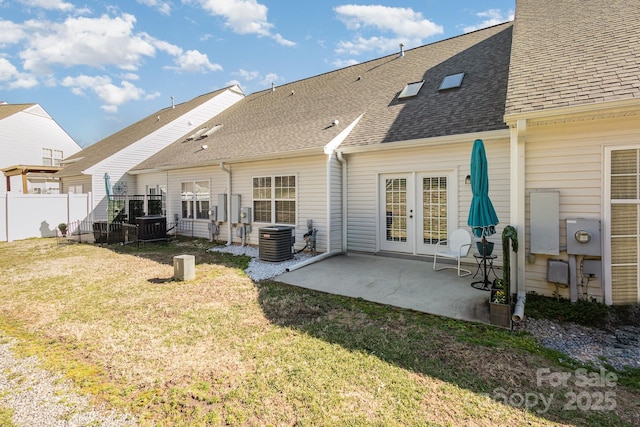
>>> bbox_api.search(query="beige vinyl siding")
[61,175,91,195]
[345,137,510,261]
[166,166,218,239]
[163,155,329,251]
[230,156,328,251]
[524,116,640,302]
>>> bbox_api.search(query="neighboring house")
[55,85,244,221]
[503,0,640,306]
[129,22,513,260]
[0,102,81,194]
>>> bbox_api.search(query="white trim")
[603,144,640,305]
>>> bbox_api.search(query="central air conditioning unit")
[258,226,295,262]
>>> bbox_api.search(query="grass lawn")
[0,237,638,426]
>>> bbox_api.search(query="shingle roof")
[0,103,36,120]
[133,22,512,171]
[505,0,640,116]
[56,88,234,178]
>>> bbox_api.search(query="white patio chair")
[433,228,473,277]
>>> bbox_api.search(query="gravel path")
[514,317,640,371]
[0,338,137,427]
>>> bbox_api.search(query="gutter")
[286,251,341,272]
[219,162,232,246]
[510,120,527,323]
[337,151,348,253]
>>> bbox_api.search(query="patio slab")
[275,253,496,325]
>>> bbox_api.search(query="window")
[439,73,465,90]
[252,175,296,224]
[609,148,640,304]
[68,184,83,194]
[398,80,424,99]
[42,149,63,166]
[181,180,210,219]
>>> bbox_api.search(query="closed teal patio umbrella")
[467,139,499,290]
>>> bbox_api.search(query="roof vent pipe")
[171,96,175,108]
[399,43,405,57]
[271,82,275,92]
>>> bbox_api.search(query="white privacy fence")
[0,192,93,242]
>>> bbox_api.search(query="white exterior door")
[380,175,414,252]
[379,172,456,255]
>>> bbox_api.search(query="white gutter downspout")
[287,115,363,272]
[220,162,232,246]
[337,151,348,253]
[511,119,527,323]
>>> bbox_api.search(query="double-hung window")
[42,149,63,166]
[253,175,296,224]
[181,180,210,219]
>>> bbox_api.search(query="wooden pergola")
[2,165,62,193]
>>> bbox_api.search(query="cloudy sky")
[1,0,514,147]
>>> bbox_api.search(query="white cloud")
[167,49,222,73]
[232,69,260,80]
[334,5,443,56]
[335,35,413,56]
[336,5,443,39]
[0,19,27,47]
[192,0,295,46]
[18,0,75,12]
[259,72,280,87]
[137,0,172,15]
[20,14,156,74]
[332,58,359,68]
[463,9,514,33]
[61,74,149,112]
[0,57,38,89]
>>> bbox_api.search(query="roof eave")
[504,98,640,125]
[129,146,326,175]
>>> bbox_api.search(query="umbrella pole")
[482,236,489,289]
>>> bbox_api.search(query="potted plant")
[57,222,68,237]
[490,277,511,328]
[489,226,518,328]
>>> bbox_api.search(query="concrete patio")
[275,252,500,325]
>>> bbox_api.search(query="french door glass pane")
[423,177,447,244]
[385,178,407,242]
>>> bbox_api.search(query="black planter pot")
[476,241,494,256]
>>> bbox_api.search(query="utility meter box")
[566,218,601,256]
[217,194,227,222]
[208,206,218,222]
[240,207,252,224]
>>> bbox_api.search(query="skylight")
[398,80,424,99]
[439,73,465,90]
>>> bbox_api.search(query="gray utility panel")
[566,218,601,256]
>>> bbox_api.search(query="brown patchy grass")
[0,238,638,426]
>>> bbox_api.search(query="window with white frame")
[42,149,63,166]
[181,181,210,219]
[252,175,296,224]
[68,184,83,194]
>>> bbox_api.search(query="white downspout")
[511,119,527,323]
[337,151,348,253]
[220,162,232,246]
[287,115,362,272]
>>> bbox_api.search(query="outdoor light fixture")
[465,175,471,184]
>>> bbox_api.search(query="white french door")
[379,172,455,255]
